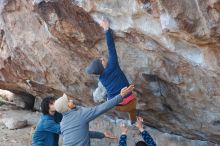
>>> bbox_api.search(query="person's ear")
[68,100,75,109]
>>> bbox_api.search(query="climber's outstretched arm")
[100,18,119,67]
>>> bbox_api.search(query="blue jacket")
[61,94,123,146]
[32,112,62,146]
[99,29,131,100]
[118,130,157,146]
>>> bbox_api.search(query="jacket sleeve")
[81,94,123,122]
[141,130,157,146]
[44,119,61,134]
[89,131,105,139]
[105,28,119,68]
[118,135,127,146]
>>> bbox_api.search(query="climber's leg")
[126,98,136,123]
[128,109,136,123]
[115,98,136,123]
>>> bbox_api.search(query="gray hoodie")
[61,94,123,146]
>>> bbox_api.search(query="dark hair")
[41,97,56,115]
[136,141,148,146]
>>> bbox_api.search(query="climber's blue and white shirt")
[118,130,157,146]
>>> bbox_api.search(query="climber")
[86,18,137,123]
[54,85,134,146]
[118,117,157,146]
[32,96,62,146]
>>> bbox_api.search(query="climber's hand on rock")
[104,131,117,139]
[100,17,109,31]
[135,117,144,132]
[120,84,135,98]
[119,123,128,135]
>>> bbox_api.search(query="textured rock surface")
[0,0,220,144]
[2,118,28,130]
[0,89,35,109]
[0,108,40,146]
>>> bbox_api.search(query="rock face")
[2,118,28,130]
[0,89,35,109]
[0,0,220,144]
[0,109,40,146]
